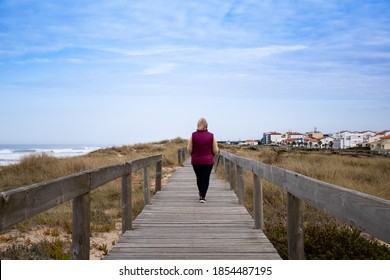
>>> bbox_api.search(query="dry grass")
[216,145,390,259]
[2,142,389,259]
[0,138,187,259]
[223,145,390,199]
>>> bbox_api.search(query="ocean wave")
[13,149,38,154]
[0,145,103,166]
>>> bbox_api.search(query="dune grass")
[217,145,390,259]
[0,138,186,259]
[1,141,389,259]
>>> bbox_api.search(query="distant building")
[282,131,304,140]
[262,132,282,144]
[319,136,335,148]
[280,132,304,146]
[380,136,390,150]
[281,137,304,147]
[370,135,390,151]
[304,138,319,148]
[245,140,259,146]
[368,130,390,143]
[333,130,375,149]
[258,129,388,150]
[307,131,324,139]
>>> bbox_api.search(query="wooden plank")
[131,154,162,172]
[90,163,127,190]
[105,253,280,260]
[0,172,90,232]
[105,159,281,260]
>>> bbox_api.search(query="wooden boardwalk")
[105,160,281,260]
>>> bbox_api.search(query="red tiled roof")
[375,130,390,136]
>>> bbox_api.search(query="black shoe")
[199,197,206,203]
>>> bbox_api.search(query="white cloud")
[1,0,389,144]
[141,63,179,75]
[17,58,51,64]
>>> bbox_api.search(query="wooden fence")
[0,154,163,260]
[178,147,187,165]
[219,150,390,259]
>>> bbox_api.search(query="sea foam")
[0,144,102,166]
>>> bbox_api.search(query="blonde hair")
[197,118,208,130]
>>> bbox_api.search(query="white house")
[333,130,374,149]
[262,132,282,144]
[368,130,390,143]
[304,138,319,148]
[369,132,390,151]
[280,132,304,144]
[244,140,259,146]
[379,136,390,150]
[319,136,335,148]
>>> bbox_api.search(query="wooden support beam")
[287,192,304,260]
[121,172,132,233]
[155,160,162,192]
[236,165,245,204]
[253,174,264,230]
[72,192,91,260]
[144,167,150,205]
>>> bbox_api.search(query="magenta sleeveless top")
[191,130,215,165]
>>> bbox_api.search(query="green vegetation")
[0,239,70,260]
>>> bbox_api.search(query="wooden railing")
[218,150,390,259]
[178,147,187,165]
[0,154,163,260]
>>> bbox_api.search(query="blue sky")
[1,0,389,145]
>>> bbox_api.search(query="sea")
[0,144,105,166]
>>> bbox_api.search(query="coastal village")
[220,129,390,152]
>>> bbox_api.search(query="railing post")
[121,169,132,233]
[155,160,162,192]
[72,192,91,260]
[229,161,235,191]
[287,192,305,260]
[236,165,245,204]
[144,167,150,205]
[178,148,186,165]
[224,158,230,181]
[253,173,264,229]
[178,149,182,165]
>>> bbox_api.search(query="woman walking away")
[187,118,219,203]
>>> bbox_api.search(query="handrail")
[178,147,187,165]
[219,150,390,259]
[0,154,163,260]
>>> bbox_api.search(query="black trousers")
[192,164,213,198]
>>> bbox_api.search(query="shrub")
[304,224,390,260]
[0,239,71,260]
